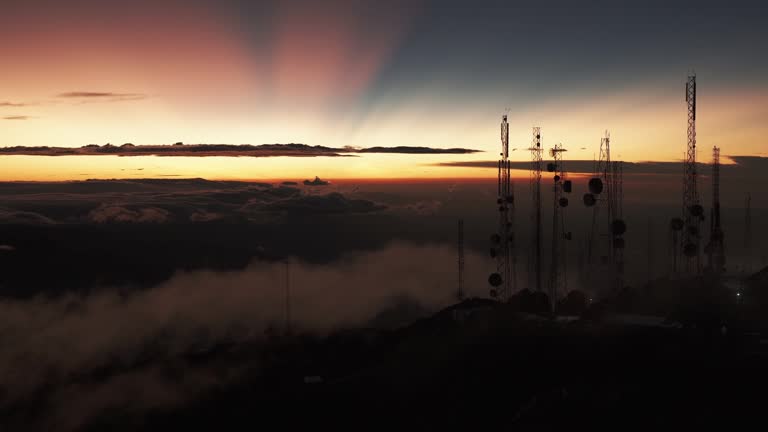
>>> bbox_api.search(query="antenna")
[681,73,703,274]
[648,217,655,282]
[584,131,621,293]
[612,160,626,290]
[457,219,465,301]
[488,114,514,300]
[549,143,570,312]
[529,126,543,293]
[745,193,752,274]
[705,146,725,274]
[285,259,291,335]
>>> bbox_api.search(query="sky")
[0,0,767,180]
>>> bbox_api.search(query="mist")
[0,242,490,431]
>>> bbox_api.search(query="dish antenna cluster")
[488,114,516,300]
[583,131,626,292]
[528,127,544,293]
[704,146,725,274]
[548,143,571,310]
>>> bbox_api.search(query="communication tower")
[488,115,514,300]
[457,219,465,301]
[681,74,704,274]
[584,132,613,290]
[745,193,752,274]
[284,259,291,335]
[611,161,626,290]
[705,146,725,274]
[548,143,570,311]
[529,127,543,292]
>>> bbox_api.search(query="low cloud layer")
[0,243,490,431]
[433,156,768,176]
[2,115,31,120]
[0,179,385,226]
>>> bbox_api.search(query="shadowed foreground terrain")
[5,299,766,431]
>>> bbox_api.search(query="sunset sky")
[0,0,766,180]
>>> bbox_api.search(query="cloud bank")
[434,156,768,176]
[0,143,481,157]
[0,243,489,431]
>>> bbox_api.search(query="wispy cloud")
[359,146,482,154]
[0,102,28,107]
[56,92,148,102]
[2,115,32,120]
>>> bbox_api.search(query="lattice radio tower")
[529,127,543,292]
[745,193,752,274]
[611,160,626,290]
[584,131,613,290]
[681,74,704,273]
[488,115,514,300]
[705,146,725,274]
[457,219,465,301]
[548,143,570,311]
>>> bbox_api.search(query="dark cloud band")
[0,143,480,157]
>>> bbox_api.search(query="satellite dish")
[689,204,704,217]
[588,178,603,194]
[670,218,684,231]
[559,197,569,207]
[547,163,556,172]
[563,180,572,193]
[583,193,596,207]
[488,273,502,287]
[612,219,627,236]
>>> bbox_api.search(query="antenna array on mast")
[488,115,515,300]
[529,127,543,293]
[681,74,703,274]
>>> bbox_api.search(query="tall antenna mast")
[457,219,465,301]
[584,131,614,292]
[611,160,626,290]
[705,146,725,274]
[489,115,514,300]
[682,74,704,274]
[745,193,752,274]
[647,217,655,282]
[548,143,570,311]
[529,127,543,292]
[284,259,291,335]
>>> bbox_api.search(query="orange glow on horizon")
[1,1,766,182]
